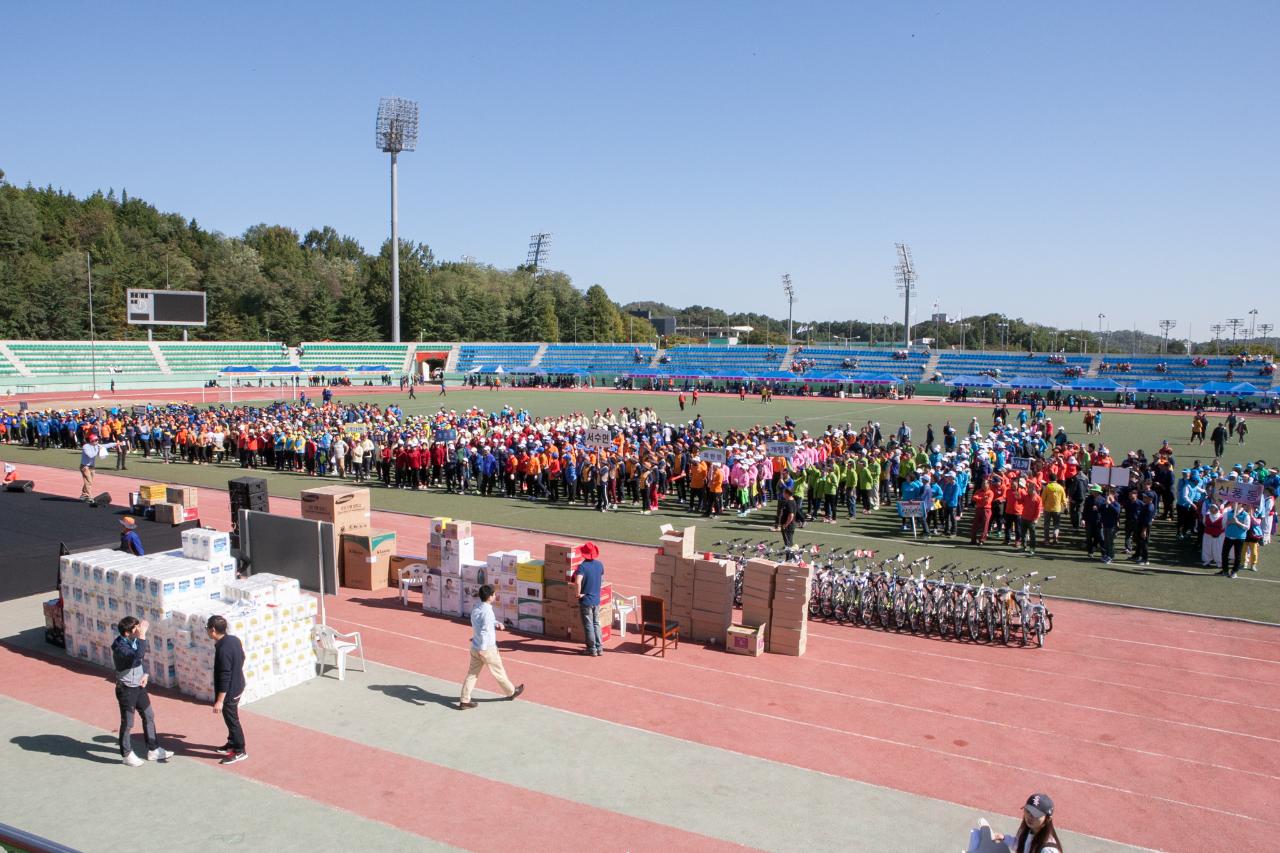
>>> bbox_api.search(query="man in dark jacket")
[206,615,247,765]
[112,616,168,766]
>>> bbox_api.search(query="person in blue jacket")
[120,517,145,556]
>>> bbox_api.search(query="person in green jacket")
[805,463,823,520]
[820,464,840,522]
[842,457,861,519]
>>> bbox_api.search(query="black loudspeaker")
[228,477,269,548]
[4,480,34,493]
[89,491,112,508]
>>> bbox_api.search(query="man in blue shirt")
[459,585,524,708]
[119,517,145,556]
[573,542,606,656]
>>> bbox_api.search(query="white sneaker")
[123,752,144,767]
[147,747,170,762]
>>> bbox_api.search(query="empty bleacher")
[663,345,785,374]
[454,343,539,372]
[540,344,655,373]
[299,342,409,371]
[7,341,160,376]
[158,342,290,375]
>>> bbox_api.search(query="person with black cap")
[965,792,1062,853]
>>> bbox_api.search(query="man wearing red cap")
[573,542,606,656]
[79,433,117,501]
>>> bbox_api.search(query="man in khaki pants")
[459,585,524,709]
[79,433,117,501]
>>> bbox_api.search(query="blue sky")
[2,2,1276,339]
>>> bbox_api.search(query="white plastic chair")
[398,564,427,606]
[313,625,365,680]
[612,592,639,639]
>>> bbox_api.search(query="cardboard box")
[650,574,674,600]
[153,502,184,525]
[139,483,169,504]
[389,553,429,587]
[420,574,442,613]
[516,560,545,584]
[544,541,582,562]
[517,581,543,600]
[652,553,677,576]
[658,524,696,557]
[443,520,471,539]
[341,530,397,591]
[426,544,442,569]
[166,485,198,508]
[300,485,371,528]
[766,625,807,656]
[500,550,531,569]
[430,517,451,535]
[726,624,765,656]
[516,616,545,634]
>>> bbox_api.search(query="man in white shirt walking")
[458,585,524,709]
[80,433,117,500]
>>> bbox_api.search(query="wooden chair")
[639,595,679,657]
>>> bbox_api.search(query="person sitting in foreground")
[965,793,1062,853]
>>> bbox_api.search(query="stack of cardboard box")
[740,558,778,643]
[437,519,475,617]
[669,558,695,638]
[485,550,528,627]
[341,530,398,591]
[651,553,675,604]
[541,541,582,641]
[515,558,545,634]
[154,485,199,525]
[690,558,735,643]
[767,563,812,656]
[138,483,168,508]
[300,485,370,584]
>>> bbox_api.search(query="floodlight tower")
[1260,323,1274,352]
[527,233,552,272]
[894,243,917,349]
[782,274,796,343]
[1226,317,1244,344]
[1248,308,1259,343]
[376,97,420,343]
[1158,320,1176,354]
[1209,323,1225,355]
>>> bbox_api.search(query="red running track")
[13,463,1280,851]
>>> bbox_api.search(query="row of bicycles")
[710,539,1055,647]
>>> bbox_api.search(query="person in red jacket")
[1003,480,1025,547]
[970,481,994,545]
[1019,483,1044,555]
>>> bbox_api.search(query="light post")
[1097,313,1106,355]
[997,322,1009,351]
[1260,323,1274,353]
[1249,309,1259,345]
[1158,320,1175,354]
[782,275,796,344]
[376,97,420,344]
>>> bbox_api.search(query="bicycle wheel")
[995,608,1009,645]
[876,593,891,629]
[1034,614,1046,648]
[859,592,875,627]
[1018,610,1029,647]
[908,600,923,634]
[954,601,967,640]
[893,595,908,631]
[966,607,980,642]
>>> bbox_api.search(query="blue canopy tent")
[1133,379,1186,393]
[266,365,304,374]
[1197,380,1238,394]
[1006,375,1063,390]
[705,370,752,382]
[804,370,853,384]
[1067,377,1125,392]
[1227,382,1263,396]
[310,364,348,373]
[356,365,394,373]
[666,369,710,380]
[475,365,506,375]
[219,365,260,374]
[945,374,1007,388]
[861,372,907,385]
[754,370,804,382]
[625,368,665,378]
[506,366,545,375]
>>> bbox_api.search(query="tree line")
[0,179,651,345]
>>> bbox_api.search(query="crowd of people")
[1,395,1274,576]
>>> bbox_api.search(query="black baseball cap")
[1025,792,1054,819]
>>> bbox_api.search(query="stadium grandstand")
[0,340,1274,397]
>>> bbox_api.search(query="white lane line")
[330,616,1278,828]
[1073,634,1280,665]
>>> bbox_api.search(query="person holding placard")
[1220,503,1251,578]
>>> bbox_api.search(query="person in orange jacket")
[1019,483,1044,555]
[705,462,725,517]
[970,481,994,545]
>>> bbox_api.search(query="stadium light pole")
[376,97,420,343]
[894,243,917,349]
[87,252,98,398]
[1248,308,1259,345]
[782,274,795,344]
[1158,320,1175,354]
[1097,313,1106,355]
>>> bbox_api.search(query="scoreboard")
[127,289,207,326]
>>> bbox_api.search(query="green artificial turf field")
[4,388,1277,622]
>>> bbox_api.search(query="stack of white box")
[484,550,528,627]
[58,528,318,707]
